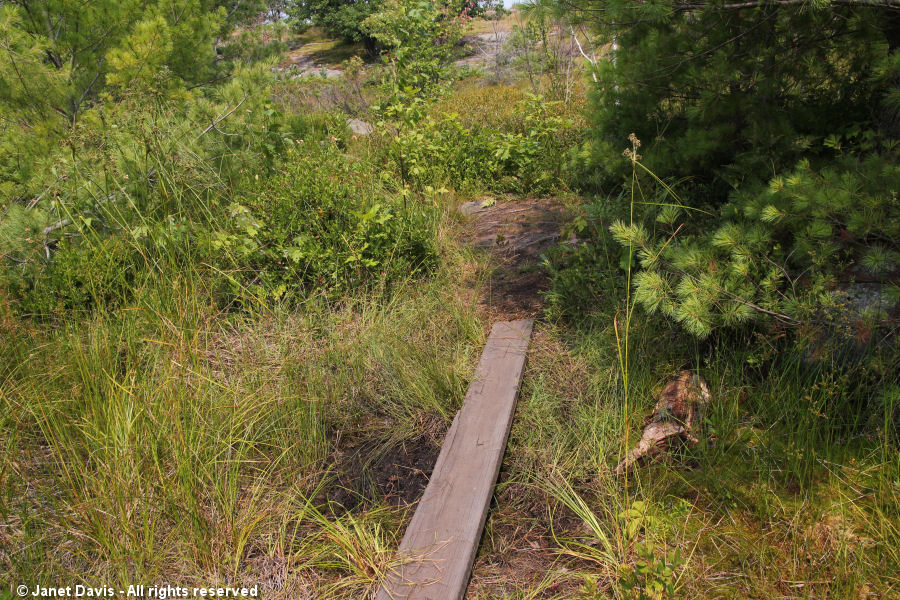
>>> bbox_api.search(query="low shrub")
[376,93,582,194]
[0,65,442,318]
[430,83,529,131]
[6,236,144,317]
[205,141,438,306]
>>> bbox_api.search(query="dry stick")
[196,94,249,141]
[42,218,72,260]
[43,218,71,236]
[570,25,598,83]
[71,67,103,124]
[36,167,160,245]
[26,180,59,210]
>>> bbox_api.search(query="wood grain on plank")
[375,319,534,600]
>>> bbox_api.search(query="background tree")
[363,0,468,97]
[0,1,271,194]
[289,0,384,53]
[563,0,900,191]
[289,0,502,55]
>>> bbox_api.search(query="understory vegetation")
[1,0,898,598]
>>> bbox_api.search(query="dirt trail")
[461,196,570,320]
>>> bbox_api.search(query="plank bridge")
[376,319,534,600]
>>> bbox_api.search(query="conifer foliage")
[611,154,900,338]
[555,0,900,344]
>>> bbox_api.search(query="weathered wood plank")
[375,319,534,600]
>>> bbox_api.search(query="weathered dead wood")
[615,370,711,476]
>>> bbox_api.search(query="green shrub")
[363,0,468,102]
[544,200,627,322]
[377,93,580,194]
[205,141,438,305]
[0,62,332,318]
[7,236,145,317]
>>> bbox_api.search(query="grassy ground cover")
[0,202,486,594]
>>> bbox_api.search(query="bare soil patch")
[326,435,440,511]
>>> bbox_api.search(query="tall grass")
[0,195,485,595]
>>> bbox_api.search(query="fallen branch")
[615,370,711,476]
[42,218,71,236]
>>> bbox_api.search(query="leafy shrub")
[377,93,580,193]
[493,94,579,191]
[0,61,344,317]
[363,0,469,102]
[5,235,145,317]
[544,200,626,322]
[205,141,438,305]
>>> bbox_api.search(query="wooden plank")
[375,319,534,600]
